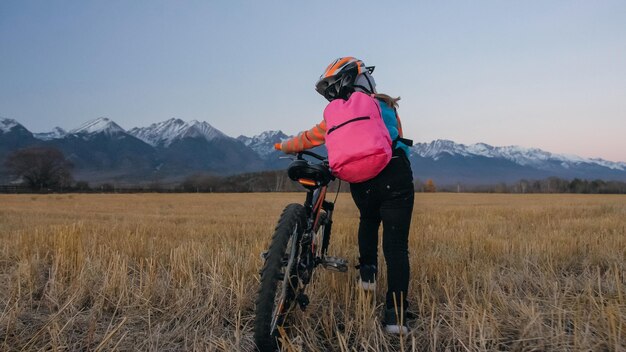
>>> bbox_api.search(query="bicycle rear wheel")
[254,203,306,351]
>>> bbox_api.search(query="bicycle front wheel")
[254,203,306,351]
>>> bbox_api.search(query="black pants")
[350,151,414,309]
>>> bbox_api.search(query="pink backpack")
[324,91,392,183]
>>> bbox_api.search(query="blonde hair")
[373,93,400,109]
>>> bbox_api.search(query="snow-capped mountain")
[128,118,228,147]
[1,117,21,133]
[412,140,626,172]
[2,116,626,184]
[33,127,67,141]
[69,117,125,136]
[0,118,37,142]
[237,130,290,158]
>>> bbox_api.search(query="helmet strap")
[337,85,354,100]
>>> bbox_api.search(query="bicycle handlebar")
[297,150,327,161]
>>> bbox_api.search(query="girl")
[275,57,414,334]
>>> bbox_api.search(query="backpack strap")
[392,137,413,149]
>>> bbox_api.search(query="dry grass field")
[0,192,625,351]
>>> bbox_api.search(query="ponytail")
[373,93,400,109]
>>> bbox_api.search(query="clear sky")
[1,1,625,161]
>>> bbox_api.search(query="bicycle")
[253,150,348,351]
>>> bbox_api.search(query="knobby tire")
[254,203,306,352]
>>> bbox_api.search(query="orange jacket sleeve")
[278,120,327,153]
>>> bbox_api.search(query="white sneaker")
[384,324,409,335]
[358,264,377,291]
[383,308,409,335]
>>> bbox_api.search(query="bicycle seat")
[287,160,333,188]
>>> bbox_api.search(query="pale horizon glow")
[1,1,625,162]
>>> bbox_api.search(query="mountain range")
[1,116,625,185]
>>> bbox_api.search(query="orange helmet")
[315,57,375,101]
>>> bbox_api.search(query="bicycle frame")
[287,148,344,288]
[297,185,333,285]
[305,186,331,233]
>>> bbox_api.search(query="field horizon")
[1,193,625,351]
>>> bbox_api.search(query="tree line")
[433,177,626,194]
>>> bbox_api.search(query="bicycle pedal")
[322,256,349,272]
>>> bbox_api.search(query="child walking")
[275,57,414,334]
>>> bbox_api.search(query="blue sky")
[1,1,625,161]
